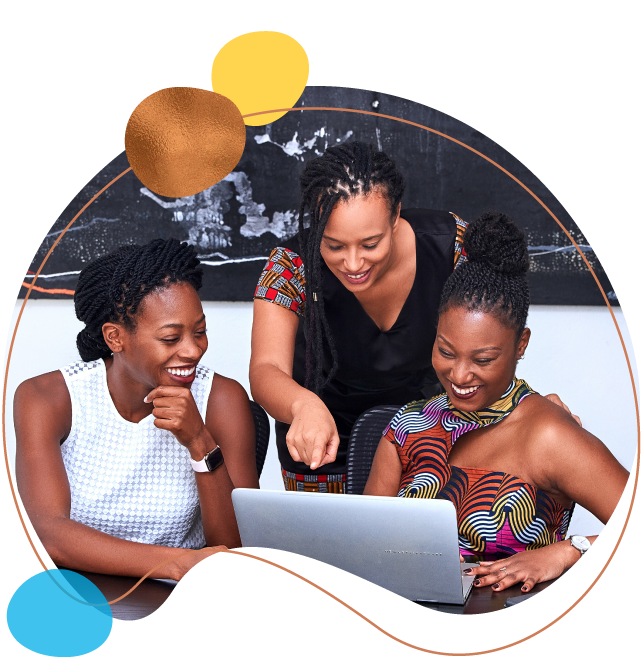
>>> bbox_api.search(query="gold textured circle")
[125,87,246,198]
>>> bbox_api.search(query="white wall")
[5,299,638,537]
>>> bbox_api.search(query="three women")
[14,142,628,593]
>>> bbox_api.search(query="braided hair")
[74,239,203,361]
[297,141,406,394]
[438,211,530,335]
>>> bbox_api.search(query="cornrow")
[74,238,203,361]
[297,141,406,394]
[439,211,530,335]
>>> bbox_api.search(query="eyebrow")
[323,233,384,243]
[437,335,501,353]
[158,314,206,330]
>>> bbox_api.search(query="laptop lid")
[232,489,473,604]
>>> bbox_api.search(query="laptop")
[231,489,476,604]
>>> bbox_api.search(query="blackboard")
[21,86,615,305]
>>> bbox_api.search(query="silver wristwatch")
[569,535,591,556]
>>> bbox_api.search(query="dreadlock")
[74,238,203,362]
[439,211,530,335]
[298,141,406,394]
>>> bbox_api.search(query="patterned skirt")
[281,469,346,494]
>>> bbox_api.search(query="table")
[416,578,555,614]
[74,570,177,621]
[75,568,556,620]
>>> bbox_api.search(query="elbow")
[248,362,266,406]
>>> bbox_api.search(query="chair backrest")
[250,400,270,478]
[346,405,402,495]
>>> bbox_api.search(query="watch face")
[571,536,591,551]
[205,447,224,472]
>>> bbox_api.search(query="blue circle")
[6,569,112,656]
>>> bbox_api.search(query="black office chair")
[250,400,270,478]
[346,405,402,495]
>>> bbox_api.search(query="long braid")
[74,239,203,362]
[297,141,406,394]
[439,211,530,334]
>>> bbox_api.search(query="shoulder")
[402,209,468,269]
[15,370,70,410]
[206,373,251,417]
[205,374,254,447]
[255,246,306,317]
[401,209,462,236]
[515,394,593,454]
[14,370,72,441]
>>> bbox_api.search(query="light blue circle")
[6,569,113,656]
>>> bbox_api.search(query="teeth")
[347,272,367,279]
[452,384,480,395]
[166,367,196,377]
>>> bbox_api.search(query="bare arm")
[363,438,402,496]
[529,397,629,525]
[472,397,629,592]
[188,374,259,547]
[249,299,339,469]
[14,373,213,581]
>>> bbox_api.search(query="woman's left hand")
[145,386,211,456]
[465,541,579,592]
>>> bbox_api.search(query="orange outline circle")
[2,106,638,654]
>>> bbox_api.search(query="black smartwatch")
[190,445,224,472]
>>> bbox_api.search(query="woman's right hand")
[287,397,340,469]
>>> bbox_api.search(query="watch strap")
[190,445,224,473]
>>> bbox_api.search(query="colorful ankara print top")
[385,379,574,558]
[255,212,467,318]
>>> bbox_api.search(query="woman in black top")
[249,142,571,490]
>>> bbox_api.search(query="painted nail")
[144,395,149,403]
[474,579,480,585]
[492,584,499,590]
[522,586,528,591]
[463,568,472,574]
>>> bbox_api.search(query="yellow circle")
[211,32,309,126]
[125,87,246,198]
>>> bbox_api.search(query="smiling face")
[320,192,400,292]
[110,282,208,390]
[432,305,530,412]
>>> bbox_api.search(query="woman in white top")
[14,239,259,580]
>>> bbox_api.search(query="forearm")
[36,517,191,580]
[559,534,598,570]
[250,361,320,424]
[188,430,242,548]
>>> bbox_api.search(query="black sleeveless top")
[255,209,464,474]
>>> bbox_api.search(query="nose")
[344,248,365,273]
[449,359,474,386]
[178,335,206,362]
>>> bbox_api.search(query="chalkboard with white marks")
[21,87,615,305]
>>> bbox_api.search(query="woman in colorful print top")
[364,212,628,593]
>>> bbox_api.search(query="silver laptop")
[231,489,476,604]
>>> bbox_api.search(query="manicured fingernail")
[463,568,472,574]
[522,586,528,591]
[492,584,499,590]
[144,396,149,403]
[474,579,480,585]
[310,462,317,469]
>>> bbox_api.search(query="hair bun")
[463,211,529,276]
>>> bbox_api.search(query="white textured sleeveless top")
[60,359,213,549]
